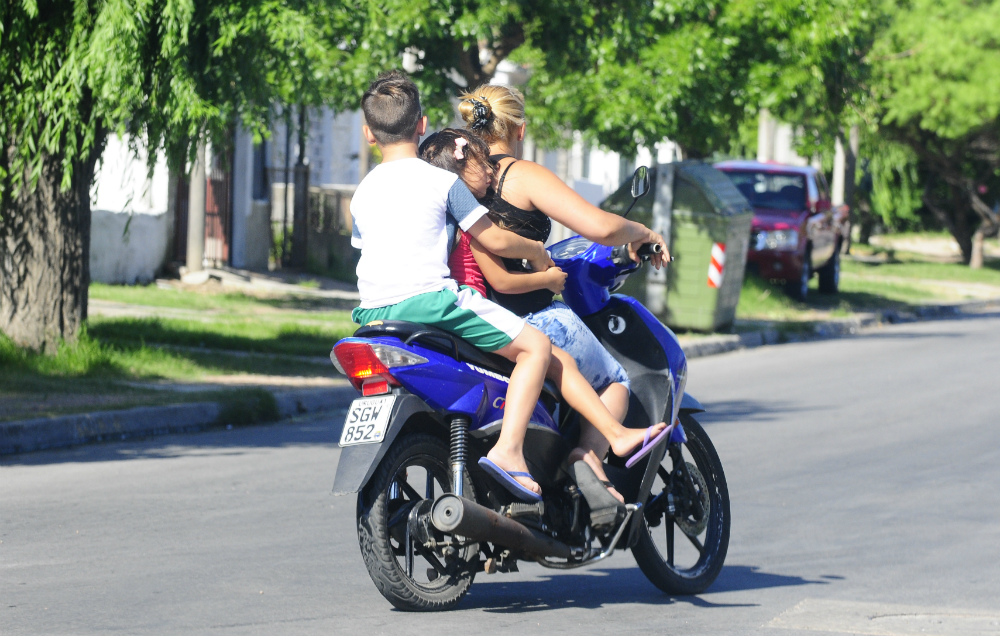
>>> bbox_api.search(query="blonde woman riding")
[459,85,670,499]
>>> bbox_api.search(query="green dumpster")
[601,161,753,331]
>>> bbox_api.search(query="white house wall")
[89,134,171,284]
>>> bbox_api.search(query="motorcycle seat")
[354,320,517,377]
[353,320,562,405]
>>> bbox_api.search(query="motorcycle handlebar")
[636,243,662,258]
[610,243,672,267]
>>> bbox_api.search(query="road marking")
[769,599,1000,635]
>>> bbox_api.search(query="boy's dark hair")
[362,70,423,145]
[419,128,493,177]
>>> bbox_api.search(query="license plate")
[339,396,396,446]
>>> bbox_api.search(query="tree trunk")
[1,146,101,352]
[856,199,876,245]
[923,185,974,264]
[842,125,859,254]
[970,226,985,269]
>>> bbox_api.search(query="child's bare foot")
[609,422,668,458]
[568,448,624,504]
[486,448,541,496]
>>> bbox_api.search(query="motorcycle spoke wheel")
[632,413,730,595]
[385,460,454,586]
[356,434,478,611]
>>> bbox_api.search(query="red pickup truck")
[714,160,850,300]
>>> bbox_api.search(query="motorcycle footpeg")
[568,461,625,532]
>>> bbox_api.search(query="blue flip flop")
[478,457,542,502]
[625,422,675,469]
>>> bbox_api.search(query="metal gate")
[171,149,233,267]
[204,156,232,266]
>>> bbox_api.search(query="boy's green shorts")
[352,286,526,352]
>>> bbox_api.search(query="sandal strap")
[507,471,534,479]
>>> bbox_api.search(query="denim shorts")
[525,301,630,392]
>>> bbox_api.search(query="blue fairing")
[346,336,559,435]
[607,295,687,395]
[555,243,619,316]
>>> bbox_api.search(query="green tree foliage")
[1,0,349,192]
[869,0,1000,264]
[0,0,349,350]
[345,0,649,126]
[522,0,883,158]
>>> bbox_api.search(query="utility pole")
[281,107,293,267]
[185,140,207,276]
[291,104,310,268]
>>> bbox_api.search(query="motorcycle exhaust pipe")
[430,494,572,559]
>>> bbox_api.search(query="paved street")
[3,311,1000,635]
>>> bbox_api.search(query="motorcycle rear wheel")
[632,413,730,595]
[356,433,478,611]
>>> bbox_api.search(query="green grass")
[88,282,358,358]
[841,258,1000,285]
[0,328,336,385]
[1,328,205,380]
[87,316,354,358]
[869,230,954,240]
[735,273,936,321]
[89,282,357,315]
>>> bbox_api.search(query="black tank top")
[482,154,554,317]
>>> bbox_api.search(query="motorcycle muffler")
[429,494,572,559]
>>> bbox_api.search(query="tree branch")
[480,24,525,79]
[454,42,484,88]
[922,188,958,238]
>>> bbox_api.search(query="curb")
[0,386,358,456]
[4,298,996,455]
[679,298,1000,360]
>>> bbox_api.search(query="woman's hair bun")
[460,96,493,131]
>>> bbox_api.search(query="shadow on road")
[694,399,817,425]
[0,415,345,467]
[708,564,832,593]
[459,564,829,613]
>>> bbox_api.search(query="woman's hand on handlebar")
[628,231,670,269]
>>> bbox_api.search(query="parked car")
[713,160,849,299]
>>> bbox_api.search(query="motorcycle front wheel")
[632,412,730,594]
[356,433,478,611]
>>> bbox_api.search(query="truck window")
[722,171,805,211]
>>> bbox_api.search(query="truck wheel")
[356,434,478,611]
[818,247,840,294]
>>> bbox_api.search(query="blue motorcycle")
[331,167,730,611]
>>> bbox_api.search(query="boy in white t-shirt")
[350,71,551,501]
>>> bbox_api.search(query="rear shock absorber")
[449,415,470,498]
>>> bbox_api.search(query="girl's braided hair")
[418,128,493,178]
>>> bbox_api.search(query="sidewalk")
[177,266,361,307]
[1,383,357,455]
[4,297,997,456]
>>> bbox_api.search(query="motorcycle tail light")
[332,341,396,392]
[362,378,391,396]
[331,341,427,392]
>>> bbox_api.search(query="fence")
[306,184,358,279]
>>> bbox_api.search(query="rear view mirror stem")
[624,166,650,219]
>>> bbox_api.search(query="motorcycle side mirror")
[631,166,650,199]
[623,166,650,219]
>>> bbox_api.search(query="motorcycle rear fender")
[332,393,442,496]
